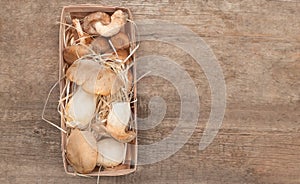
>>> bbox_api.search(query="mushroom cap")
[65,59,97,85]
[106,124,136,143]
[82,67,117,96]
[63,45,91,65]
[66,129,98,174]
[90,36,111,54]
[97,138,125,167]
[111,32,130,50]
[109,49,132,64]
[83,12,111,35]
[66,59,117,96]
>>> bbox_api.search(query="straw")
[42,80,67,134]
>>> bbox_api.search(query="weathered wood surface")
[0,0,299,183]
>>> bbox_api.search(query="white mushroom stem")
[106,102,136,143]
[73,19,84,38]
[72,18,87,44]
[93,10,127,37]
[65,86,97,130]
[108,102,131,126]
[97,138,125,167]
[94,22,122,37]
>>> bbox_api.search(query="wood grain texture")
[0,0,299,183]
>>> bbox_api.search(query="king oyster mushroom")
[66,129,98,174]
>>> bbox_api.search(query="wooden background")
[1,0,299,183]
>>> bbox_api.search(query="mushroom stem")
[65,86,97,129]
[106,102,136,143]
[73,19,84,38]
[93,10,128,37]
[72,18,92,45]
[97,138,125,167]
[83,12,111,35]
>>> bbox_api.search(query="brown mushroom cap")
[90,36,111,54]
[82,67,117,96]
[66,129,98,174]
[110,49,132,64]
[110,32,130,50]
[66,59,118,96]
[106,123,136,143]
[83,12,111,35]
[63,45,91,65]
